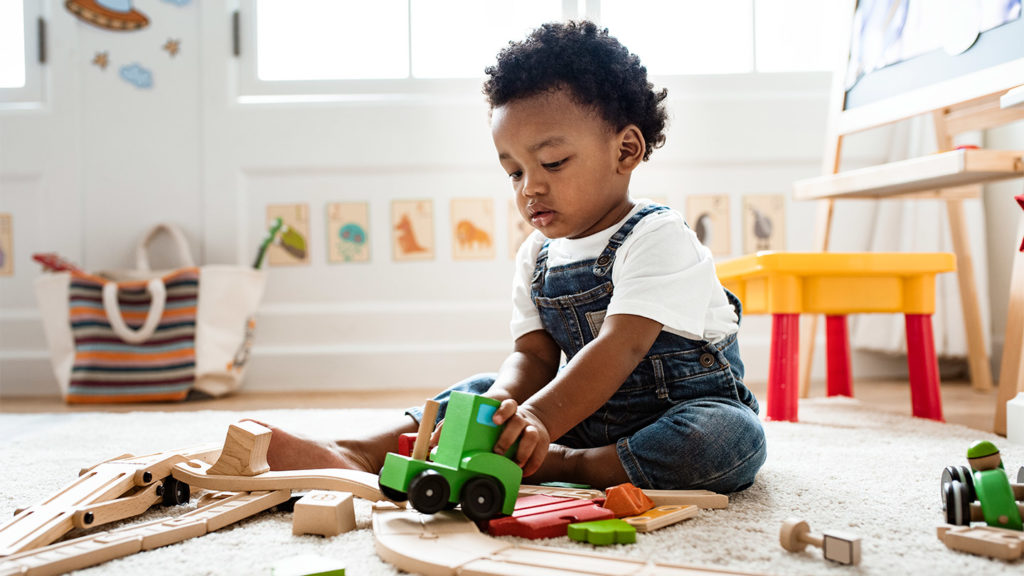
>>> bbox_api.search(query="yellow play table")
[716,252,956,422]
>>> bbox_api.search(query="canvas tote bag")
[35,224,266,403]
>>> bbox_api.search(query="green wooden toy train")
[378,391,523,521]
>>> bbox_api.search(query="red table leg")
[905,314,944,421]
[767,313,800,422]
[825,315,853,397]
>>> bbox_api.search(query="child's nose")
[522,171,547,196]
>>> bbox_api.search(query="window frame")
[0,0,45,107]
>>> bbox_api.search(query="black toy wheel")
[944,480,972,526]
[408,470,450,514]
[941,465,974,507]
[161,477,190,506]
[459,476,504,522]
[379,481,408,503]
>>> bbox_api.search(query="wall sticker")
[65,0,149,31]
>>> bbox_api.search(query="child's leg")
[617,399,766,493]
[255,373,499,473]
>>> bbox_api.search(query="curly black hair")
[483,20,668,161]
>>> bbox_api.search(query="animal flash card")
[0,213,12,276]
[508,199,532,260]
[451,198,495,261]
[327,202,370,263]
[686,194,731,256]
[266,203,311,267]
[392,200,434,262]
[743,194,785,254]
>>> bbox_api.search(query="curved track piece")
[371,502,762,576]
[172,459,390,503]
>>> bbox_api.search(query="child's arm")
[492,313,663,476]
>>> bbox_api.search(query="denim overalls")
[409,205,767,493]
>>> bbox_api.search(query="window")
[241,0,841,98]
[0,0,44,105]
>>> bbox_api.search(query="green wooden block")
[271,554,345,576]
[567,518,637,545]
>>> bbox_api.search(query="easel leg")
[995,245,1024,435]
[800,199,836,398]
[945,197,994,393]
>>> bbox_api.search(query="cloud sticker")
[160,0,191,5]
[119,63,153,89]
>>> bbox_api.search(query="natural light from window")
[0,1,26,88]
[601,0,755,74]
[754,0,837,72]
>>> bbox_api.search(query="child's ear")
[616,125,645,174]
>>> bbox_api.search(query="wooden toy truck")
[378,392,522,521]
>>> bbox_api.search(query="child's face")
[491,88,637,239]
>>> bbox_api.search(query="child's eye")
[542,158,568,170]
[508,170,523,181]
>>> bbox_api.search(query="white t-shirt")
[510,199,739,343]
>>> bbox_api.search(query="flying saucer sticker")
[686,194,731,256]
[451,198,495,261]
[119,63,152,88]
[327,202,370,264]
[508,199,532,260]
[266,203,311,267]
[65,0,149,31]
[743,195,785,254]
[0,214,12,276]
[392,200,434,262]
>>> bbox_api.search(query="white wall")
[3,2,1014,398]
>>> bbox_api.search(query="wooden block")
[622,504,698,532]
[487,495,613,539]
[642,489,728,509]
[567,519,636,545]
[397,433,417,457]
[207,421,272,477]
[271,553,346,576]
[293,491,356,537]
[602,483,654,517]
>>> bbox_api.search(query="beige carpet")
[1,398,1022,575]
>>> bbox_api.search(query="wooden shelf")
[793,149,1024,200]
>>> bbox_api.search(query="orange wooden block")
[603,483,655,518]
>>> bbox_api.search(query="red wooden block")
[397,433,417,457]
[603,483,655,517]
[487,495,613,539]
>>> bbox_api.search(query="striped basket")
[65,268,200,403]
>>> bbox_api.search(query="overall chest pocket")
[533,281,614,343]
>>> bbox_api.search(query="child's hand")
[491,399,550,477]
[428,419,444,448]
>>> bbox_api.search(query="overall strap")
[592,204,669,277]
[531,239,551,290]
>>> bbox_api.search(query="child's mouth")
[530,211,554,227]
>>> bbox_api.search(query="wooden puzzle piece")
[372,503,766,575]
[602,483,655,517]
[487,495,613,539]
[0,491,290,575]
[642,489,728,509]
[292,491,356,537]
[518,484,604,500]
[622,504,699,532]
[937,524,1024,560]
[567,519,637,545]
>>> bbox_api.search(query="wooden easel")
[794,1,1024,434]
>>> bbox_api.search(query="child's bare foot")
[243,419,377,473]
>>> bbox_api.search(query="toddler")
[260,21,766,493]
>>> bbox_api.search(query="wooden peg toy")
[411,399,441,461]
[622,504,698,532]
[207,420,272,476]
[292,491,356,537]
[780,517,861,566]
[567,518,637,545]
[602,483,655,517]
